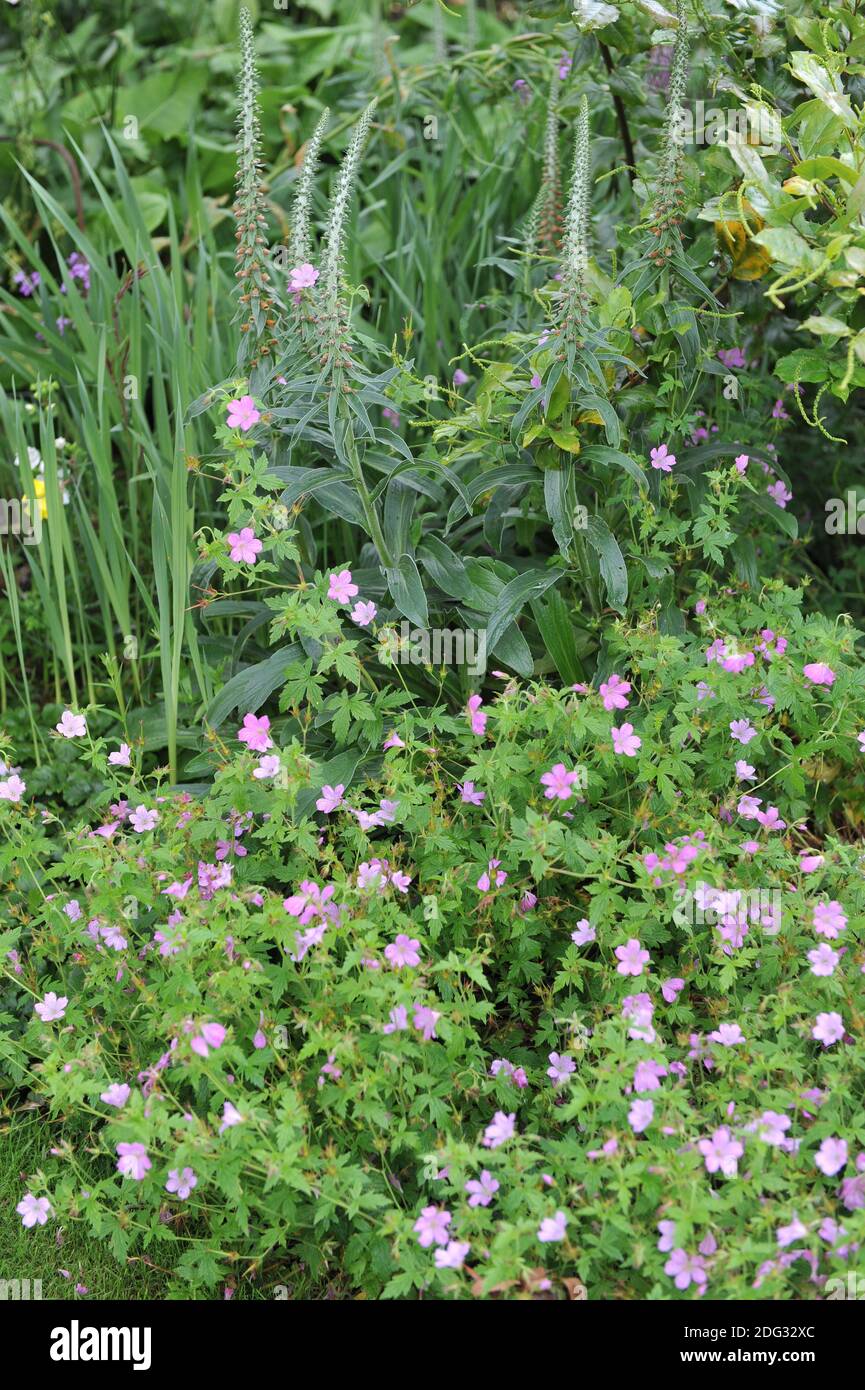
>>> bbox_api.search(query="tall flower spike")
[320,98,377,365]
[234,8,278,369]
[561,95,591,337]
[538,76,563,255]
[289,108,330,269]
[649,0,689,257]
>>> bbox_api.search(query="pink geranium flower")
[35,991,68,1022]
[650,443,676,472]
[467,694,487,735]
[540,763,580,800]
[226,395,260,431]
[56,710,87,738]
[803,662,836,687]
[615,938,650,976]
[611,722,641,757]
[227,527,262,564]
[698,1126,744,1177]
[384,933,421,969]
[327,569,358,604]
[482,1111,515,1148]
[289,263,319,291]
[812,1012,844,1047]
[599,674,631,710]
[116,1142,151,1181]
[237,712,273,752]
[816,1137,848,1177]
[538,1210,568,1242]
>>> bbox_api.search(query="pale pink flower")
[812,1012,844,1047]
[237,712,273,752]
[615,938,650,976]
[226,395,260,431]
[540,763,580,800]
[116,1142,151,1181]
[538,1210,568,1242]
[482,1111,516,1148]
[129,805,158,832]
[571,919,595,946]
[465,1171,499,1207]
[467,693,487,735]
[698,1126,743,1177]
[351,600,377,627]
[730,719,756,744]
[0,774,26,802]
[435,1240,470,1269]
[808,943,840,977]
[813,900,846,938]
[35,991,67,1022]
[628,1099,654,1132]
[735,759,756,781]
[227,527,262,564]
[385,933,421,969]
[253,754,281,780]
[289,263,319,291]
[108,743,132,767]
[17,1194,52,1228]
[599,674,631,710]
[100,1082,130,1108]
[414,1205,452,1248]
[166,1167,197,1200]
[327,569,358,604]
[315,783,344,814]
[611,722,641,757]
[816,1137,847,1177]
[477,859,507,891]
[458,781,485,805]
[56,710,86,738]
[803,662,836,687]
[650,443,676,472]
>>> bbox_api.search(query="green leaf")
[385,554,429,628]
[585,516,628,611]
[205,644,302,726]
[485,569,564,651]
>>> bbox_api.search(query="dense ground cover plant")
[2,0,865,1303]
[2,583,865,1297]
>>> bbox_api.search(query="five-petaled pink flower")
[116,1142,151,1181]
[729,719,756,745]
[599,674,631,710]
[650,443,677,472]
[226,395,260,432]
[698,1126,744,1177]
[327,569,358,604]
[482,1111,516,1149]
[812,1012,844,1048]
[56,710,86,738]
[413,1205,452,1248]
[385,933,421,969]
[17,1194,52,1228]
[35,991,68,1022]
[611,722,641,757]
[465,1171,499,1207]
[615,938,650,976]
[816,1137,848,1177]
[351,601,377,627]
[227,527,263,564]
[237,712,273,752]
[538,1210,568,1242]
[540,763,580,800]
[289,263,319,291]
[315,784,344,814]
